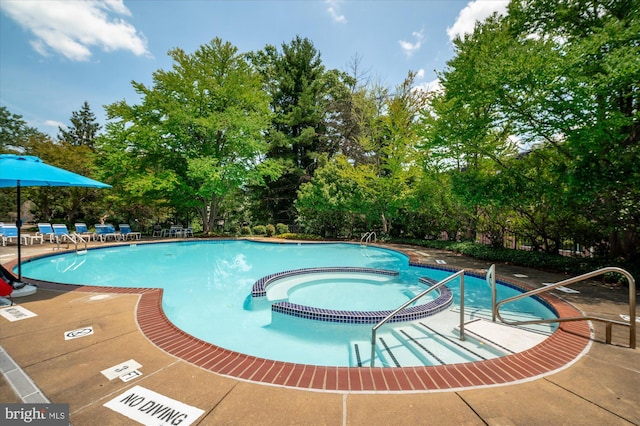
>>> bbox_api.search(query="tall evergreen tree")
[249,36,351,224]
[58,101,101,149]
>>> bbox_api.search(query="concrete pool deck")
[1,238,638,425]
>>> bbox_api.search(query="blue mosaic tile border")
[251,267,453,324]
[271,285,452,324]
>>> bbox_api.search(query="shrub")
[276,223,289,234]
[265,224,276,237]
[277,233,323,241]
[240,226,252,236]
[252,225,267,236]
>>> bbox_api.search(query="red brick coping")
[14,246,591,392]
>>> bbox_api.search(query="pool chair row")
[32,223,141,244]
[152,225,194,238]
[93,223,141,242]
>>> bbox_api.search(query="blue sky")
[0,0,509,137]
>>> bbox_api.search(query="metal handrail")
[486,264,497,321]
[55,233,87,253]
[360,231,377,245]
[370,269,465,367]
[495,267,636,349]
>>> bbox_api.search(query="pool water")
[20,240,557,366]
[264,272,433,310]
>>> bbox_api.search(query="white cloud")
[413,78,443,94]
[0,0,149,61]
[447,0,509,41]
[44,120,66,129]
[415,68,425,79]
[326,0,347,24]
[399,30,424,57]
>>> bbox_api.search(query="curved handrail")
[495,267,636,349]
[360,231,377,245]
[370,269,465,367]
[55,233,88,253]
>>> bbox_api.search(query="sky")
[0,0,509,137]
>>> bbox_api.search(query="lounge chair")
[119,224,141,240]
[95,224,121,241]
[152,224,163,237]
[37,223,57,243]
[75,223,96,241]
[1,224,19,246]
[52,224,75,243]
[168,225,183,237]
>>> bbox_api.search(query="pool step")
[350,321,506,368]
[451,306,556,336]
[349,306,556,368]
[455,318,551,354]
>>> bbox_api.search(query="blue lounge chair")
[74,223,96,241]
[95,224,121,241]
[1,224,19,246]
[37,223,56,243]
[119,224,141,240]
[52,224,74,243]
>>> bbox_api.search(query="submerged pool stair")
[352,308,554,368]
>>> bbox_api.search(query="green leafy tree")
[502,0,640,258]
[101,38,278,234]
[0,106,39,152]
[0,107,41,220]
[422,1,639,259]
[349,73,428,235]
[295,155,364,238]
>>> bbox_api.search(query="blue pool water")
[20,240,557,366]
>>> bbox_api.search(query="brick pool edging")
[12,243,592,392]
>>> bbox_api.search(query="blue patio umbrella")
[0,154,111,280]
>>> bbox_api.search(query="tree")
[0,106,39,152]
[295,155,364,238]
[297,73,427,237]
[421,1,640,259]
[101,38,277,233]
[58,101,101,149]
[249,36,352,224]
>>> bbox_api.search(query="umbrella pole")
[16,181,22,281]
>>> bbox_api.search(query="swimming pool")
[19,240,558,367]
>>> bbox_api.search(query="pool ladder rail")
[493,266,636,349]
[360,232,377,246]
[53,232,88,254]
[369,266,636,367]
